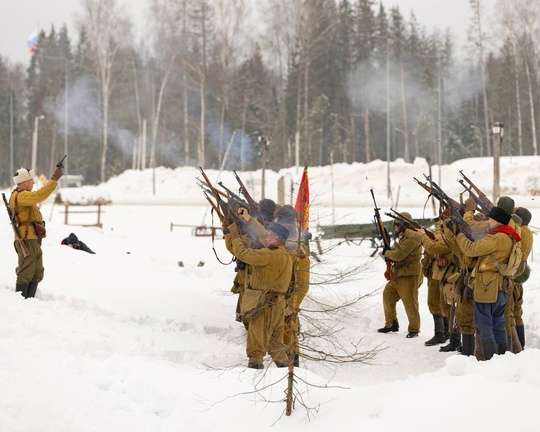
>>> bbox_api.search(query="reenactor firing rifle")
[370,188,392,280]
[197,167,264,248]
[385,208,437,240]
[2,193,30,258]
[459,170,493,211]
[420,174,473,240]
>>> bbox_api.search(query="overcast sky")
[1,0,497,66]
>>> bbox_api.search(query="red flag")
[294,167,309,231]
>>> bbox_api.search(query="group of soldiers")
[222,199,310,369]
[378,193,532,360]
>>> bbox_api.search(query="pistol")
[56,154,67,167]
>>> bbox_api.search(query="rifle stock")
[2,193,29,258]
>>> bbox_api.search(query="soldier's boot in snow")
[516,325,525,349]
[439,332,461,352]
[377,320,399,333]
[425,315,446,346]
[461,334,475,357]
[481,339,498,360]
[27,282,39,298]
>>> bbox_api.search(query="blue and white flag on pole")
[27,30,38,54]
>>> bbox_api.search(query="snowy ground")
[1,156,540,432]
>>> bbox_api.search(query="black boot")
[378,320,399,333]
[507,335,513,352]
[15,283,28,294]
[497,341,508,355]
[481,339,498,360]
[443,316,450,341]
[516,325,525,349]
[461,334,475,357]
[425,315,446,346]
[27,282,39,298]
[440,332,461,352]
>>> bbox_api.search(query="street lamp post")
[31,115,45,175]
[492,122,503,200]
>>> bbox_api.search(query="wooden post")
[97,204,102,226]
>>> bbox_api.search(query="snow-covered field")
[1,156,540,432]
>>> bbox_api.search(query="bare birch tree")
[77,0,132,182]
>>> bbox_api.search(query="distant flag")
[294,166,310,231]
[27,30,38,54]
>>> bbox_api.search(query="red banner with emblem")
[294,167,309,231]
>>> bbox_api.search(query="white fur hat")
[13,167,35,185]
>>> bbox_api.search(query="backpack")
[490,237,524,278]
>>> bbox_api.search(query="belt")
[18,221,41,226]
[265,292,285,300]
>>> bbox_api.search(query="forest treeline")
[0,0,539,186]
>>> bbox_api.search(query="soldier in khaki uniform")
[453,205,520,360]
[225,209,293,369]
[513,207,533,348]
[9,165,63,298]
[407,216,454,346]
[224,206,271,327]
[377,212,423,338]
[275,205,310,367]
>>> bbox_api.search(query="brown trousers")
[246,296,288,365]
[382,276,420,333]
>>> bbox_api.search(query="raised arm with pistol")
[2,193,29,258]
[370,188,392,280]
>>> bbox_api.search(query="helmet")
[400,212,412,220]
[516,207,532,226]
[276,205,298,222]
[514,263,530,284]
[394,212,412,230]
[495,196,515,214]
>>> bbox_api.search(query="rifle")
[56,154,67,167]
[413,177,462,210]
[457,179,491,214]
[2,193,30,258]
[459,170,493,210]
[385,208,436,240]
[423,175,473,240]
[197,167,264,248]
[232,171,264,224]
[370,188,392,280]
[217,181,253,214]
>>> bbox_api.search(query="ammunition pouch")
[33,221,46,244]
[241,288,264,321]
